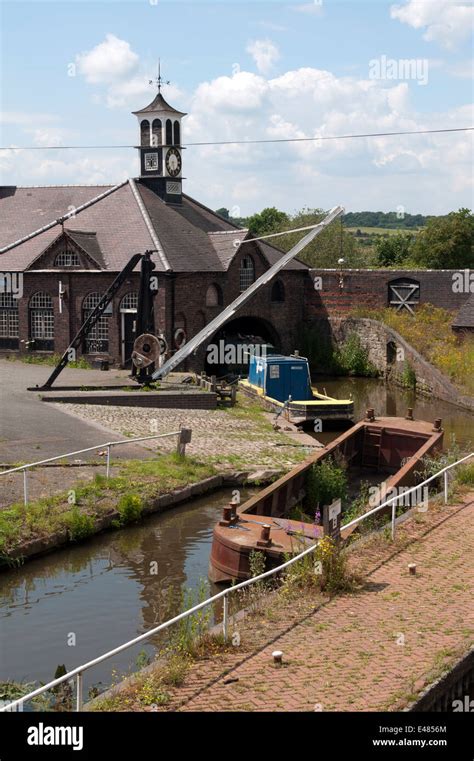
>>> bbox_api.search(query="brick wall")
[305,269,470,319]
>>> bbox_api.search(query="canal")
[0,487,255,701]
[312,376,473,448]
[1,376,472,704]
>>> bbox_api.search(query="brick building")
[0,90,308,371]
[0,89,471,374]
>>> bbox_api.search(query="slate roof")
[452,293,474,329]
[0,180,309,275]
[132,93,186,117]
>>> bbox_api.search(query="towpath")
[160,494,474,712]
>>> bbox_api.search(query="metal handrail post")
[223,593,228,642]
[76,672,83,712]
[23,469,28,506]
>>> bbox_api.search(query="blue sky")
[1,0,473,214]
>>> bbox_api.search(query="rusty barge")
[209,412,444,583]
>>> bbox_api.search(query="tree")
[247,207,289,237]
[375,233,413,267]
[410,209,474,269]
[215,207,230,220]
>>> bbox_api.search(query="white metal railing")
[0,429,189,505]
[1,451,472,713]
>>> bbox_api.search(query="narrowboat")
[209,413,444,583]
[239,353,354,424]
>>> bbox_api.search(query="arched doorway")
[205,316,280,376]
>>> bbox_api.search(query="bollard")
[272,650,283,665]
[366,408,375,422]
[220,505,232,525]
[406,408,414,421]
[408,563,417,576]
[432,418,442,432]
[257,524,271,547]
[230,503,237,522]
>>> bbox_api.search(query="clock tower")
[133,72,186,204]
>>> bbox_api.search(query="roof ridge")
[208,229,248,236]
[0,181,128,255]
[128,178,171,272]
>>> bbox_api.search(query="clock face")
[144,152,159,172]
[165,148,182,177]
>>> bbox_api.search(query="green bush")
[65,507,95,541]
[116,494,143,525]
[305,457,348,514]
[400,360,417,389]
[334,333,378,377]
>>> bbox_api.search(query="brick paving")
[164,496,474,712]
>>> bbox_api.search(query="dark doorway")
[205,316,280,377]
[122,312,137,367]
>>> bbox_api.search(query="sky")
[0,0,473,216]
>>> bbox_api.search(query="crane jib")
[151,205,345,381]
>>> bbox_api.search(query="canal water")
[1,377,472,703]
[0,488,255,700]
[312,377,473,448]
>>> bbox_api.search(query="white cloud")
[0,112,58,125]
[247,39,280,74]
[293,3,324,16]
[75,34,139,84]
[447,60,474,78]
[391,0,474,50]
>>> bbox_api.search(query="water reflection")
[0,488,255,696]
[312,377,473,448]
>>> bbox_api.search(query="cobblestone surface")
[53,403,308,469]
[141,495,474,713]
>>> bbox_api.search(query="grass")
[6,352,92,369]
[350,303,474,395]
[0,454,217,561]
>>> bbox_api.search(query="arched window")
[388,278,420,314]
[82,292,111,354]
[29,292,54,350]
[140,120,150,147]
[151,119,162,147]
[239,255,255,292]
[165,119,173,145]
[271,280,285,303]
[0,292,19,349]
[173,120,180,145]
[54,250,80,267]
[120,292,139,312]
[205,284,223,307]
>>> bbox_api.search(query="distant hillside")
[343,211,430,229]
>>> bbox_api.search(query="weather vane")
[149,59,170,94]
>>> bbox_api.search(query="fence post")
[444,471,449,504]
[76,672,83,712]
[176,428,192,457]
[106,445,111,479]
[223,593,228,642]
[391,501,396,541]
[23,469,28,507]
